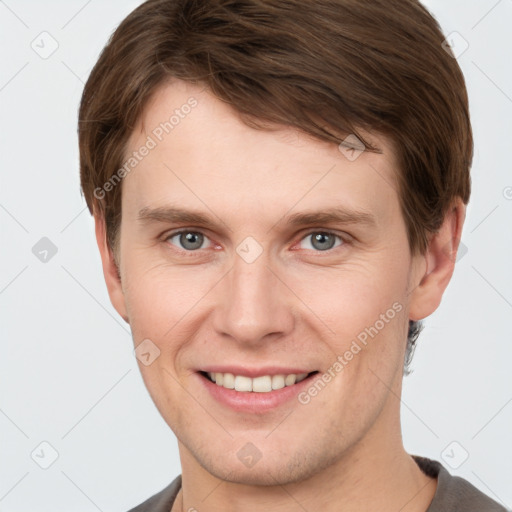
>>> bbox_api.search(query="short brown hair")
[78,0,473,371]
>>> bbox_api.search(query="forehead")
[122,79,400,226]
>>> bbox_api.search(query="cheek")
[285,253,409,347]
[121,256,217,345]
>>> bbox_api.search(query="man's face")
[113,79,424,485]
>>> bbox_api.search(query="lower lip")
[197,372,318,413]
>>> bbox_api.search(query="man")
[78,0,507,510]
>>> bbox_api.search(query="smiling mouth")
[199,371,319,393]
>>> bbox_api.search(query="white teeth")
[285,374,296,386]
[222,373,235,389]
[205,371,311,392]
[234,375,252,392]
[271,374,285,390]
[252,376,272,393]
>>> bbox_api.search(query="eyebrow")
[138,206,213,226]
[137,205,376,229]
[284,208,376,228]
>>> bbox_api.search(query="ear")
[408,198,466,321]
[94,212,129,323]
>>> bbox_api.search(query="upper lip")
[198,366,317,378]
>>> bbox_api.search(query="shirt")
[127,454,509,511]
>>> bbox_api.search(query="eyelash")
[162,229,348,254]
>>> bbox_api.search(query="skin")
[95,79,465,512]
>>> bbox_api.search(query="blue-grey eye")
[168,231,210,250]
[299,232,342,251]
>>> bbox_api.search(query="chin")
[196,445,335,487]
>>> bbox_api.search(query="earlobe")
[408,198,466,321]
[94,213,129,323]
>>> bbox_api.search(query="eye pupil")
[180,232,203,250]
[311,232,336,251]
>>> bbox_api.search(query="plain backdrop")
[1,1,511,510]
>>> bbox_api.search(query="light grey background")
[1,1,511,510]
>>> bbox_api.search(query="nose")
[211,251,295,347]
